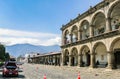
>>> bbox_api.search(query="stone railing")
[61,30,120,48]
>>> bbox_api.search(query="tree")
[0,44,5,61]
[5,52,10,61]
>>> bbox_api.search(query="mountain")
[5,44,60,57]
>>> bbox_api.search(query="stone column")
[45,57,46,65]
[58,56,60,66]
[90,53,96,68]
[78,54,83,67]
[32,58,34,63]
[43,57,45,64]
[47,56,49,65]
[64,37,66,44]
[78,30,82,41]
[45,57,47,65]
[53,56,55,65]
[61,31,64,45]
[106,17,112,32]
[107,51,116,69]
[34,58,36,63]
[89,25,94,37]
[61,50,65,66]
[33,58,35,63]
[50,57,51,65]
[36,57,38,64]
[69,55,72,66]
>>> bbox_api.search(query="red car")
[2,61,18,77]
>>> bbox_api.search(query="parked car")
[16,62,24,72]
[16,62,24,66]
[2,61,18,77]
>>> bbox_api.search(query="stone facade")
[28,52,61,66]
[61,0,120,69]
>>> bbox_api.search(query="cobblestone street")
[23,63,120,79]
[24,64,120,79]
[1,63,120,79]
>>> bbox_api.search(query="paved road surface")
[0,63,120,79]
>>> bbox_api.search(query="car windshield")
[6,63,17,69]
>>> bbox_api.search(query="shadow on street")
[0,74,26,78]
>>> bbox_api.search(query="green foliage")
[0,61,4,67]
[0,44,11,62]
[5,52,10,61]
[0,44,6,61]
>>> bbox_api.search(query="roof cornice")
[60,0,115,31]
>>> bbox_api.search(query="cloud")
[0,28,61,46]
[0,28,58,38]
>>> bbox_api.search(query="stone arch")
[80,20,90,40]
[109,37,120,67]
[93,42,107,67]
[108,0,120,18]
[91,12,106,36]
[71,25,78,32]
[80,45,90,66]
[80,45,90,53]
[108,1,120,31]
[110,37,120,52]
[70,47,78,66]
[64,30,70,44]
[71,25,78,42]
[64,49,69,65]
[63,29,69,36]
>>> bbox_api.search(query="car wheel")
[16,74,18,77]
[2,73,5,77]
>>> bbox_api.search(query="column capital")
[78,29,82,32]
[69,33,73,36]
[106,17,112,20]
[90,53,96,55]
[107,51,113,53]
[78,54,83,56]
[69,54,72,57]
[90,24,94,27]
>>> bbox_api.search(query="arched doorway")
[93,42,107,68]
[80,20,90,40]
[71,26,78,43]
[92,12,106,36]
[81,46,90,67]
[71,48,78,66]
[114,49,120,67]
[64,49,69,65]
[64,30,70,44]
[110,38,120,68]
[108,1,120,31]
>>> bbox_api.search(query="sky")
[0,0,102,46]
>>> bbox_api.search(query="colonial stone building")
[28,52,61,66]
[61,0,120,69]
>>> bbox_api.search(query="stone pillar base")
[78,64,83,67]
[68,65,72,67]
[61,62,65,66]
[89,64,97,68]
[106,65,117,69]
